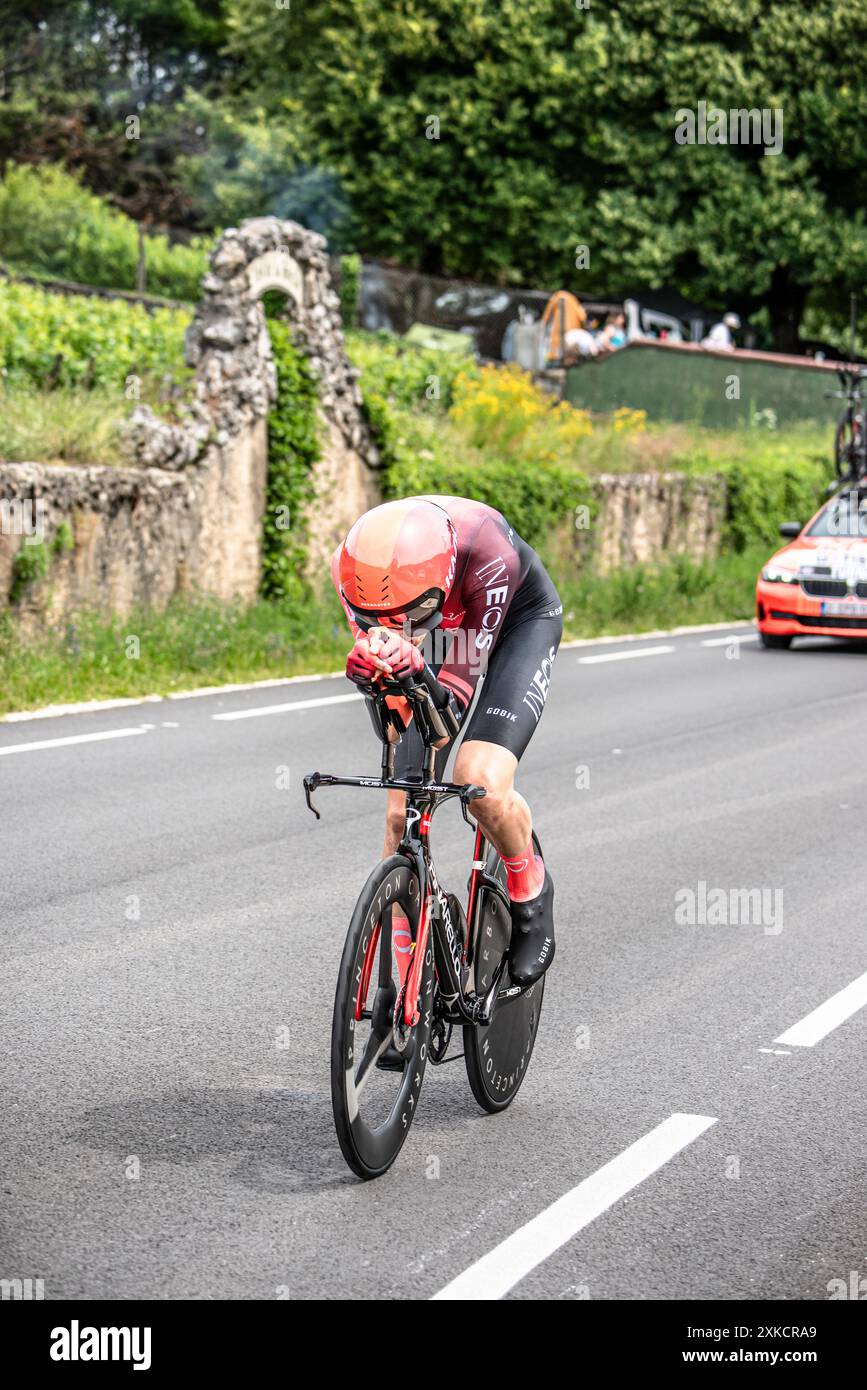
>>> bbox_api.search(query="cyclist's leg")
[453,741,528,858]
[453,607,561,850]
[453,608,562,983]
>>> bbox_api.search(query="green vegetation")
[3,5,867,348]
[261,319,320,602]
[0,385,129,466]
[0,591,350,717]
[338,254,362,329]
[0,164,208,299]
[0,313,834,713]
[557,545,767,639]
[9,540,50,605]
[0,277,190,392]
[0,276,192,464]
[346,334,831,563]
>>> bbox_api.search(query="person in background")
[702,311,741,351]
[563,325,599,362]
[597,311,627,351]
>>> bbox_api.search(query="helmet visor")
[342,586,445,633]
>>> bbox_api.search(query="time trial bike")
[303,664,546,1180]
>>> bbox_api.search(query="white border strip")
[775,969,867,1048]
[431,1113,717,1301]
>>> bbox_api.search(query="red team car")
[756,487,867,648]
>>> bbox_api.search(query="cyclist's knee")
[454,743,516,817]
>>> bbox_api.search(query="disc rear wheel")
[463,833,545,1113]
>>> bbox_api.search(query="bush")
[0,163,209,300]
[9,540,50,604]
[718,453,829,551]
[338,254,362,329]
[346,330,468,412]
[0,279,190,392]
[261,319,320,601]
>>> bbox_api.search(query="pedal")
[429,1017,453,1065]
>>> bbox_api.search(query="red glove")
[369,629,425,679]
[346,636,380,687]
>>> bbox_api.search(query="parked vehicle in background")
[358,261,615,360]
[756,490,867,648]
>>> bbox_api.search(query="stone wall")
[1,455,729,626]
[0,421,267,621]
[548,470,727,578]
[591,471,727,573]
[0,217,728,620]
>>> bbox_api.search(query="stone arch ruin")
[124,216,380,597]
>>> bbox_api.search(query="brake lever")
[303,772,322,820]
[459,783,486,824]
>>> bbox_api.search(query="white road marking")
[212,692,364,721]
[578,644,675,665]
[431,1112,717,1301]
[774,969,867,1047]
[0,671,347,723]
[700,634,760,648]
[758,1047,792,1056]
[0,726,150,757]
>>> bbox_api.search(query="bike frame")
[304,690,520,1032]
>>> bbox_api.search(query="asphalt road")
[2,624,867,1301]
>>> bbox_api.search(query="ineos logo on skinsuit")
[523,645,558,724]
[473,557,510,651]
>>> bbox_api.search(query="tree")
[0,1,230,226]
[225,0,867,349]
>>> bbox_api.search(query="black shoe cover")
[507,871,555,987]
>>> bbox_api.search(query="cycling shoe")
[507,871,555,987]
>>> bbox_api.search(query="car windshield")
[806,492,867,538]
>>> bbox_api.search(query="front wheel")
[463,833,546,1113]
[759,631,793,649]
[331,855,434,1180]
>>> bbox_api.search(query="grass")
[0,591,351,715]
[0,385,129,466]
[557,545,765,637]
[0,550,766,716]
[0,378,196,467]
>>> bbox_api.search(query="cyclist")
[331,495,562,986]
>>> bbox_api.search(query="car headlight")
[761,565,800,584]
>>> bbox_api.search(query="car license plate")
[820,601,867,617]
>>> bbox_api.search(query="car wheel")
[759,631,793,650]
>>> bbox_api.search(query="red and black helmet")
[338,498,458,631]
